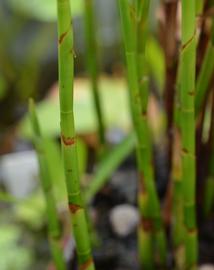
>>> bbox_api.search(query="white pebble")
[199,265,214,270]
[109,204,139,237]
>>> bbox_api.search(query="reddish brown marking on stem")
[188,228,197,234]
[182,31,196,51]
[182,148,189,155]
[139,173,147,193]
[61,135,75,146]
[184,226,197,234]
[188,90,195,96]
[68,203,81,214]
[80,258,93,270]
[59,30,69,45]
[140,218,153,232]
[142,110,147,117]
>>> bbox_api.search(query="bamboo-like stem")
[137,1,167,267]
[136,0,155,268]
[195,19,214,116]
[172,130,185,270]
[29,99,66,270]
[204,91,214,216]
[169,59,186,269]
[180,1,197,268]
[56,1,95,269]
[119,0,166,268]
[84,0,105,147]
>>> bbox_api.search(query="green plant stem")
[85,132,136,203]
[196,0,204,15]
[29,99,66,270]
[136,0,154,268]
[119,0,166,268]
[195,19,214,116]
[204,92,214,216]
[171,131,185,270]
[84,0,105,147]
[137,0,167,267]
[180,1,197,268]
[56,1,95,269]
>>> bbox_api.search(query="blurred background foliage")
[0,0,164,269]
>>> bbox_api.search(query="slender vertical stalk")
[136,1,153,266]
[170,59,186,269]
[29,99,66,270]
[84,0,105,147]
[180,1,197,268]
[119,0,166,268]
[195,19,214,116]
[56,1,95,269]
[172,130,185,270]
[137,0,167,267]
[204,91,214,216]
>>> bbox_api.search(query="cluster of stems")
[119,0,166,268]
[56,0,95,269]
[28,0,214,268]
[29,99,66,270]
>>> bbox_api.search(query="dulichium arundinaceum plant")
[28,0,214,269]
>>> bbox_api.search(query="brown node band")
[68,203,81,214]
[141,218,153,232]
[188,90,195,96]
[80,258,93,270]
[61,134,75,146]
[181,30,196,51]
[182,148,189,155]
[59,30,69,45]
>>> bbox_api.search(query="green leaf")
[18,77,131,138]
[8,0,84,21]
[0,225,33,270]
[15,191,46,229]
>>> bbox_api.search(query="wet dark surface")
[87,153,214,270]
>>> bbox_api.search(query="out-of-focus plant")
[8,0,84,22]
[0,225,33,270]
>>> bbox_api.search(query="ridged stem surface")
[180,1,197,268]
[84,0,105,146]
[57,1,95,269]
[119,0,166,268]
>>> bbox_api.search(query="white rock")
[109,204,139,237]
[0,150,38,198]
[199,265,214,270]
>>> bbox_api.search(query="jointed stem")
[29,99,66,270]
[195,18,214,116]
[84,0,105,147]
[119,0,166,267]
[57,0,95,269]
[180,0,198,268]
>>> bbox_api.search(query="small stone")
[109,204,139,237]
[199,265,214,270]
